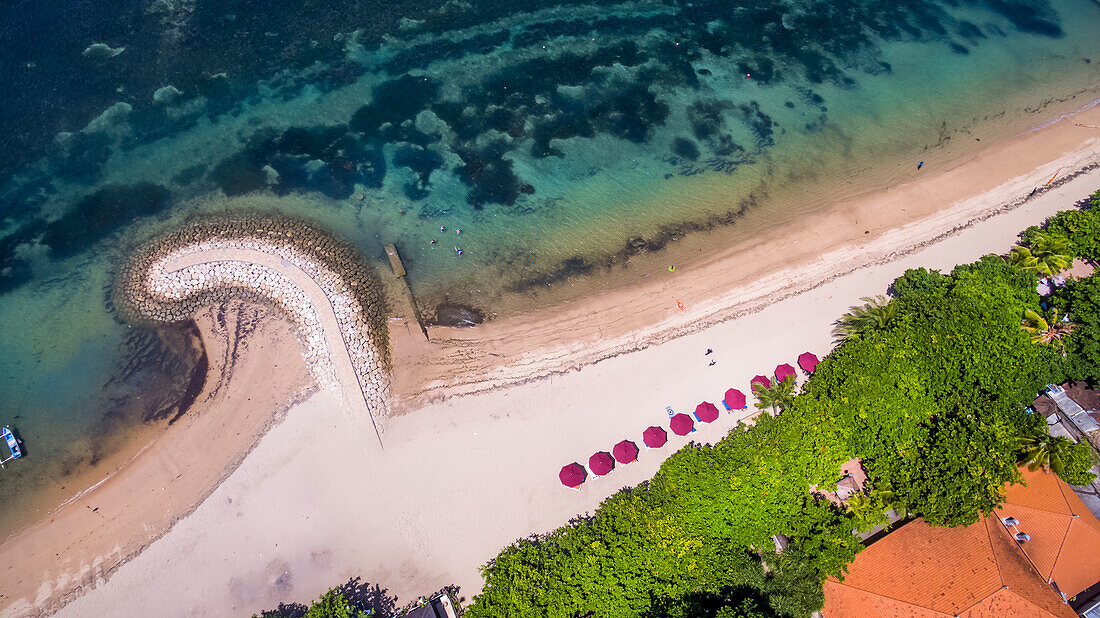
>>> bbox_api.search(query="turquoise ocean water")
[1,0,1099,532]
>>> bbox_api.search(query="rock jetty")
[115,214,391,420]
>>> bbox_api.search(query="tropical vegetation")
[1055,274,1100,385]
[811,255,1067,526]
[753,375,796,413]
[1021,307,1075,352]
[1008,231,1074,276]
[830,295,901,342]
[845,487,897,533]
[1017,429,1096,487]
[1022,188,1100,260]
[1045,192,1100,386]
[255,588,373,618]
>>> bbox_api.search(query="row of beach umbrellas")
[559,352,820,489]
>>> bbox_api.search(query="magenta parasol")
[559,463,586,488]
[612,440,639,464]
[750,375,772,391]
[670,413,695,436]
[724,388,747,410]
[643,426,668,448]
[798,352,820,373]
[694,401,720,423]
[589,451,615,476]
[774,363,796,384]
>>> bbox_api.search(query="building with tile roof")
[822,468,1100,617]
[996,467,1100,599]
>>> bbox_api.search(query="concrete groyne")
[115,214,391,428]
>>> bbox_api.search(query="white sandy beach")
[42,166,1100,617]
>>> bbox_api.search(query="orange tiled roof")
[995,467,1100,598]
[821,518,1076,618]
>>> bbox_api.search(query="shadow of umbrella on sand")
[559,463,587,489]
[589,451,615,476]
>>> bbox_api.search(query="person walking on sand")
[917,161,924,170]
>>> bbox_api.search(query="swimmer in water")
[456,228,462,235]
[441,225,447,233]
[430,239,436,245]
[455,246,463,255]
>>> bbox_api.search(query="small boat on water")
[1,426,22,468]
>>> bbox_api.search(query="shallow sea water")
[1,0,1099,529]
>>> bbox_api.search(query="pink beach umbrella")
[750,375,772,391]
[670,413,695,436]
[774,363,796,384]
[589,451,615,476]
[798,352,820,374]
[643,426,668,449]
[612,440,640,464]
[559,463,586,489]
[694,401,720,423]
[724,388,747,410]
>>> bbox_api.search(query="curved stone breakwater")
[115,214,392,435]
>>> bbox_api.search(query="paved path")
[166,247,384,448]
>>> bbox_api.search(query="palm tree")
[1017,431,1080,476]
[753,374,796,414]
[1008,232,1074,276]
[846,490,893,532]
[832,295,901,342]
[1021,307,1075,353]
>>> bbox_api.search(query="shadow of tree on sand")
[257,576,398,617]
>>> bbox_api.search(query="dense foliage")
[810,256,1062,526]
[1022,189,1100,259]
[1008,232,1075,276]
[255,588,373,618]
[1055,274,1100,387]
[254,578,397,618]
[1018,428,1096,487]
[467,196,1100,617]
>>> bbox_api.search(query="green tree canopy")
[1054,275,1100,386]
[642,586,777,618]
[810,259,1059,526]
[1026,194,1100,260]
[1021,307,1074,353]
[753,375,797,414]
[253,588,372,618]
[831,296,902,342]
[1017,429,1096,487]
